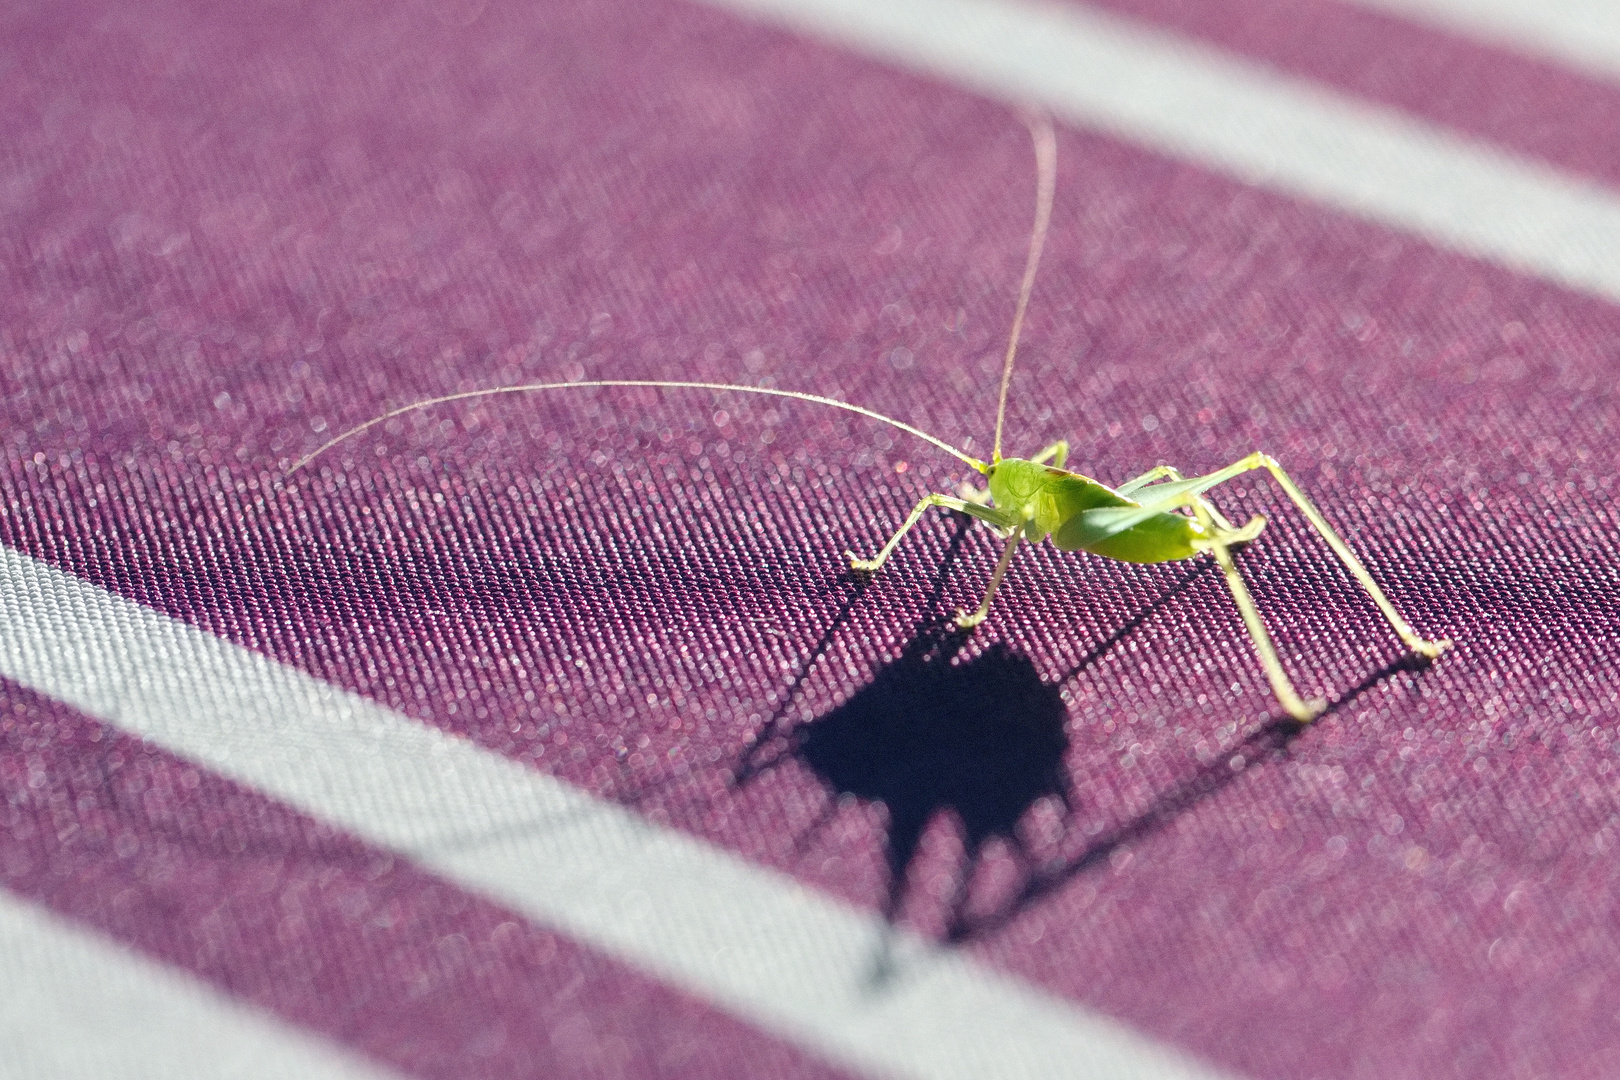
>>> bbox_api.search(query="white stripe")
[0,543,1230,1079]
[701,0,1620,304]
[1348,0,1620,81]
[0,890,401,1080]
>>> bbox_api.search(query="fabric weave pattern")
[3,1,1618,1078]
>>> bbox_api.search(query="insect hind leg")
[1158,452,1449,661]
[1234,453,1449,659]
[1115,464,1183,496]
[1195,498,1323,722]
[1119,464,1248,535]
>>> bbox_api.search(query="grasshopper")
[297,116,1450,722]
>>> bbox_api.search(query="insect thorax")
[987,458,1123,541]
[986,458,1056,514]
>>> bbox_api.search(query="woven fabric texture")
[3,1,1618,1078]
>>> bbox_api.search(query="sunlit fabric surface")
[2,1,1618,1078]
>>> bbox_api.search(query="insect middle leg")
[846,494,1014,573]
[955,531,1021,630]
[1028,440,1068,468]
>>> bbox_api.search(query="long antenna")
[991,112,1057,463]
[290,380,988,475]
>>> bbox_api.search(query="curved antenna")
[290,380,988,475]
[991,111,1057,464]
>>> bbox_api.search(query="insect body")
[846,442,1448,721]
[296,116,1449,723]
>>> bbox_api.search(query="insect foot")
[845,550,884,574]
[952,609,988,631]
[1410,636,1453,661]
[1291,696,1330,724]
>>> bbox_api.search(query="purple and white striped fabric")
[4,1,1619,1077]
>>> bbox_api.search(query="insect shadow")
[949,650,1428,946]
[734,512,1425,980]
[793,618,1068,982]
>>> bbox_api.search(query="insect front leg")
[956,480,994,506]
[846,494,1013,573]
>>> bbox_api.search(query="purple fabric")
[0,682,854,1079]
[4,0,1620,1078]
[1076,0,1620,188]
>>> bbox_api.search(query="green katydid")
[295,115,1449,722]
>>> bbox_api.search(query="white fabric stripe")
[1348,0,1620,81]
[0,544,1230,1080]
[701,0,1620,304]
[0,890,402,1080]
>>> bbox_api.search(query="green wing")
[1062,475,1222,542]
[1048,474,1212,562]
